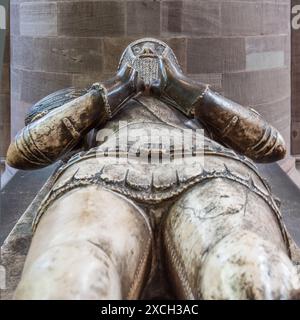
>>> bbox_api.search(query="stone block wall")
[10,0,291,158]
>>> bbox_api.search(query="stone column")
[10,0,292,169]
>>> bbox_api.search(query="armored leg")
[162,178,300,299]
[14,186,152,300]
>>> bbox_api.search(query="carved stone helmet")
[118,38,182,85]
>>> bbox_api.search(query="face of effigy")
[118,38,181,86]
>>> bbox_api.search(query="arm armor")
[194,87,286,163]
[161,66,286,163]
[7,66,138,169]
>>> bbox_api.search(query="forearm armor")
[162,71,286,163]
[195,88,286,163]
[7,66,138,169]
[7,87,106,169]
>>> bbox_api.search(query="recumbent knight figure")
[6,38,300,299]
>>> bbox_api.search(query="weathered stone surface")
[292,27,300,121]
[246,51,285,72]
[292,121,300,155]
[11,36,34,69]
[10,35,103,104]
[162,37,187,72]
[221,2,290,36]
[0,64,10,94]
[0,94,10,157]
[292,70,300,120]
[127,1,161,36]
[10,4,20,36]
[57,1,125,37]
[72,73,102,90]
[3,34,9,64]
[162,1,183,34]
[292,0,300,155]
[0,10,10,159]
[222,68,290,106]
[0,166,60,300]
[20,70,73,104]
[246,35,288,71]
[221,2,262,36]
[187,38,246,73]
[33,37,103,74]
[263,3,290,35]
[162,0,220,36]
[280,127,291,156]
[187,73,223,92]
[10,68,21,100]
[256,97,291,154]
[254,97,291,133]
[103,37,136,74]
[10,97,30,138]
[20,2,57,36]
[10,66,35,137]
[246,35,288,56]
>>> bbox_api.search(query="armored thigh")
[162,171,299,299]
[15,181,152,300]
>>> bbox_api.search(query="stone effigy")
[4,38,300,299]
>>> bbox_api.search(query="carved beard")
[132,55,160,86]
